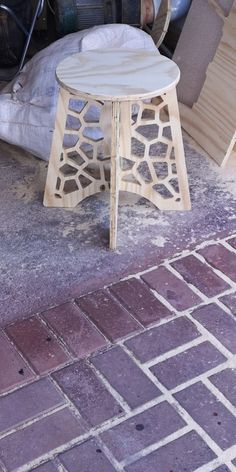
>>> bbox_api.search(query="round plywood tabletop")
[56,49,180,101]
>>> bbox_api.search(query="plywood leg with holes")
[44,88,70,207]
[119,91,191,211]
[44,90,110,208]
[110,102,120,250]
[167,89,191,210]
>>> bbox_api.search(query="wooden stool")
[44,49,191,250]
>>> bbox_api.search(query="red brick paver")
[175,382,236,449]
[172,254,230,296]
[212,467,231,472]
[91,346,161,408]
[77,289,141,341]
[1,233,236,471]
[5,316,71,374]
[124,431,216,472]
[100,401,186,461]
[0,378,65,435]
[0,409,85,470]
[142,265,202,311]
[125,316,200,362]
[228,237,236,249]
[210,368,236,406]
[60,439,116,472]
[110,277,172,326]
[220,292,236,315]
[53,360,123,427]
[199,243,236,282]
[150,341,226,389]
[42,302,108,358]
[0,331,34,394]
[192,304,236,353]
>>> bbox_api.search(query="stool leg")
[166,88,191,210]
[100,102,112,156]
[109,101,120,250]
[119,101,132,158]
[118,89,191,211]
[44,90,110,208]
[44,88,70,207]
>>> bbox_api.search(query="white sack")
[0,24,157,160]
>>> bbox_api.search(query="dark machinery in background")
[55,0,145,36]
[52,0,191,53]
[0,0,33,66]
[53,0,162,36]
[0,0,162,69]
[0,0,163,75]
[0,0,191,75]
[0,0,44,69]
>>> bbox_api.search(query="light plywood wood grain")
[44,50,190,249]
[173,0,234,107]
[119,91,191,211]
[142,0,171,49]
[56,49,180,102]
[110,102,120,250]
[44,93,110,208]
[151,0,171,49]
[43,88,70,207]
[180,0,236,167]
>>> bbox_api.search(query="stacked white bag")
[0,24,157,160]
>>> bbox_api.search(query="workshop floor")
[0,16,235,471]
[0,232,236,471]
[0,135,236,326]
[0,132,236,470]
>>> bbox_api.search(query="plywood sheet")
[180,0,236,166]
[173,0,234,107]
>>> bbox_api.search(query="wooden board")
[151,0,171,48]
[142,0,172,49]
[179,0,236,166]
[173,0,234,107]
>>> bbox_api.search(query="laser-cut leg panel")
[44,89,110,208]
[119,89,191,211]
[44,88,190,215]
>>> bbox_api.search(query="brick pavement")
[0,234,236,471]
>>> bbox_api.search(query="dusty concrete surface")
[0,134,236,326]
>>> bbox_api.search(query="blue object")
[153,0,191,21]
[170,0,191,21]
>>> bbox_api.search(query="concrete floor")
[0,134,236,326]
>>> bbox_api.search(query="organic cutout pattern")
[50,97,110,204]
[45,91,189,212]
[119,97,184,208]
